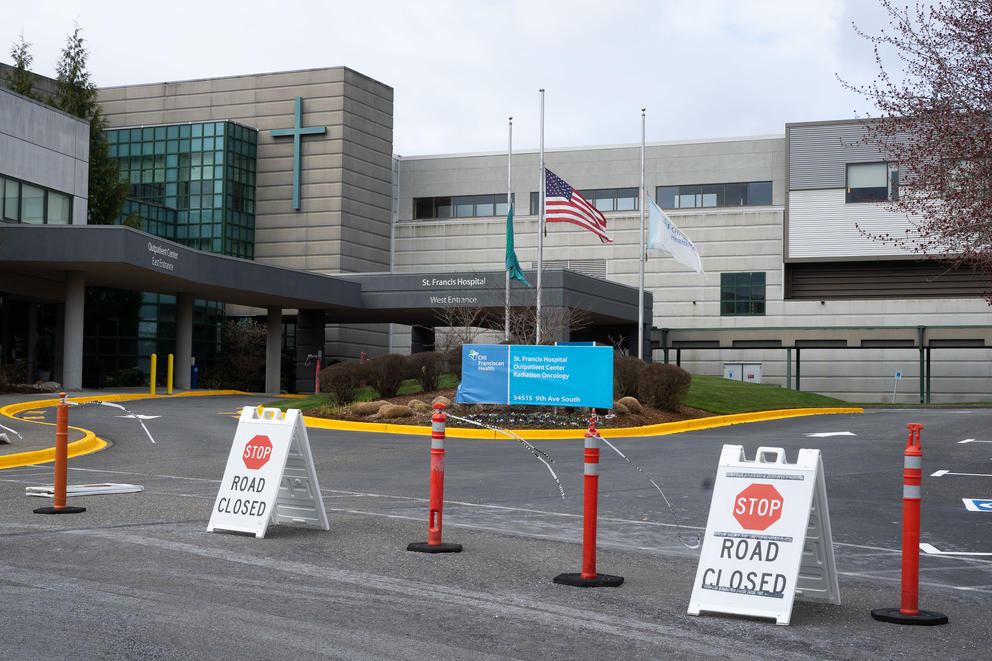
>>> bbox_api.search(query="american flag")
[544,169,613,243]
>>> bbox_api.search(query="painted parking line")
[804,431,855,437]
[931,469,992,478]
[958,439,992,444]
[920,543,992,557]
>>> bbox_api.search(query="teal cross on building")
[270,97,326,210]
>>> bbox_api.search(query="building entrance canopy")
[0,224,650,390]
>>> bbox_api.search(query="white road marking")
[804,431,856,437]
[116,414,161,420]
[920,542,992,557]
[930,469,992,478]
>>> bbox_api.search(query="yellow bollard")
[150,353,157,396]
[167,353,174,395]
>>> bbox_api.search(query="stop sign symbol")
[733,483,783,530]
[242,435,273,470]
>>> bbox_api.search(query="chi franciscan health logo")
[468,349,482,360]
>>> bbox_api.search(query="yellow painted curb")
[299,407,864,439]
[0,389,253,469]
[0,431,107,469]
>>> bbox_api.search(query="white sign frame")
[688,445,839,625]
[207,406,329,538]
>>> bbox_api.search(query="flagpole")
[536,89,545,345]
[638,108,646,360]
[505,116,512,343]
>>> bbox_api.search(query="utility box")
[723,363,762,384]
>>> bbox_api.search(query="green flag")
[505,204,530,286]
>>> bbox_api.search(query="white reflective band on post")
[585,436,598,449]
[431,436,444,450]
[584,462,599,475]
[904,456,922,469]
[904,484,921,499]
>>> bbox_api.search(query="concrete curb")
[1,391,864,468]
[303,407,865,439]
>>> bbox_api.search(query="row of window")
[658,182,772,209]
[0,175,72,225]
[412,161,903,221]
[414,182,774,221]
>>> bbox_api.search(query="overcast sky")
[2,0,895,156]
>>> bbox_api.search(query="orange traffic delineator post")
[407,403,462,553]
[871,423,947,625]
[554,410,623,587]
[34,393,86,515]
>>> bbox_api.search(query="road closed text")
[699,536,788,598]
[215,474,267,516]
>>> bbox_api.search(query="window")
[529,187,638,215]
[412,194,508,219]
[0,176,73,224]
[721,272,766,316]
[46,192,71,224]
[656,181,773,209]
[2,178,19,220]
[846,162,898,202]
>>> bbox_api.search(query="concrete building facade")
[97,68,395,359]
[3,64,990,402]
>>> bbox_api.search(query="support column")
[62,272,84,391]
[786,347,792,390]
[174,293,193,389]
[27,303,38,383]
[266,306,282,395]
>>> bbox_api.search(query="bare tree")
[841,0,992,299]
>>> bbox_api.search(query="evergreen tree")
[5,33,38,99]
[51,25,138,227]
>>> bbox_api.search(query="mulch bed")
[305,387,715,430]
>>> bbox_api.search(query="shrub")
[444,345,463,379]
[614,354,645,399]
[365,354,408,398]
[408,351,444,392]
[612,401,629,414]
[432,395,453,408]
[637,363,692,412]
[319,361,366,405]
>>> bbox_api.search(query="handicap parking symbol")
[962,498,992,512]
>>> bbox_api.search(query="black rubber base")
[871,607,948,625]
[553,572,624,588]
[407,542,462,553]
[33,506,86,515]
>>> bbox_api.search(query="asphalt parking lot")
[1,391,990,660]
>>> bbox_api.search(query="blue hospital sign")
[456,344,613,409]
